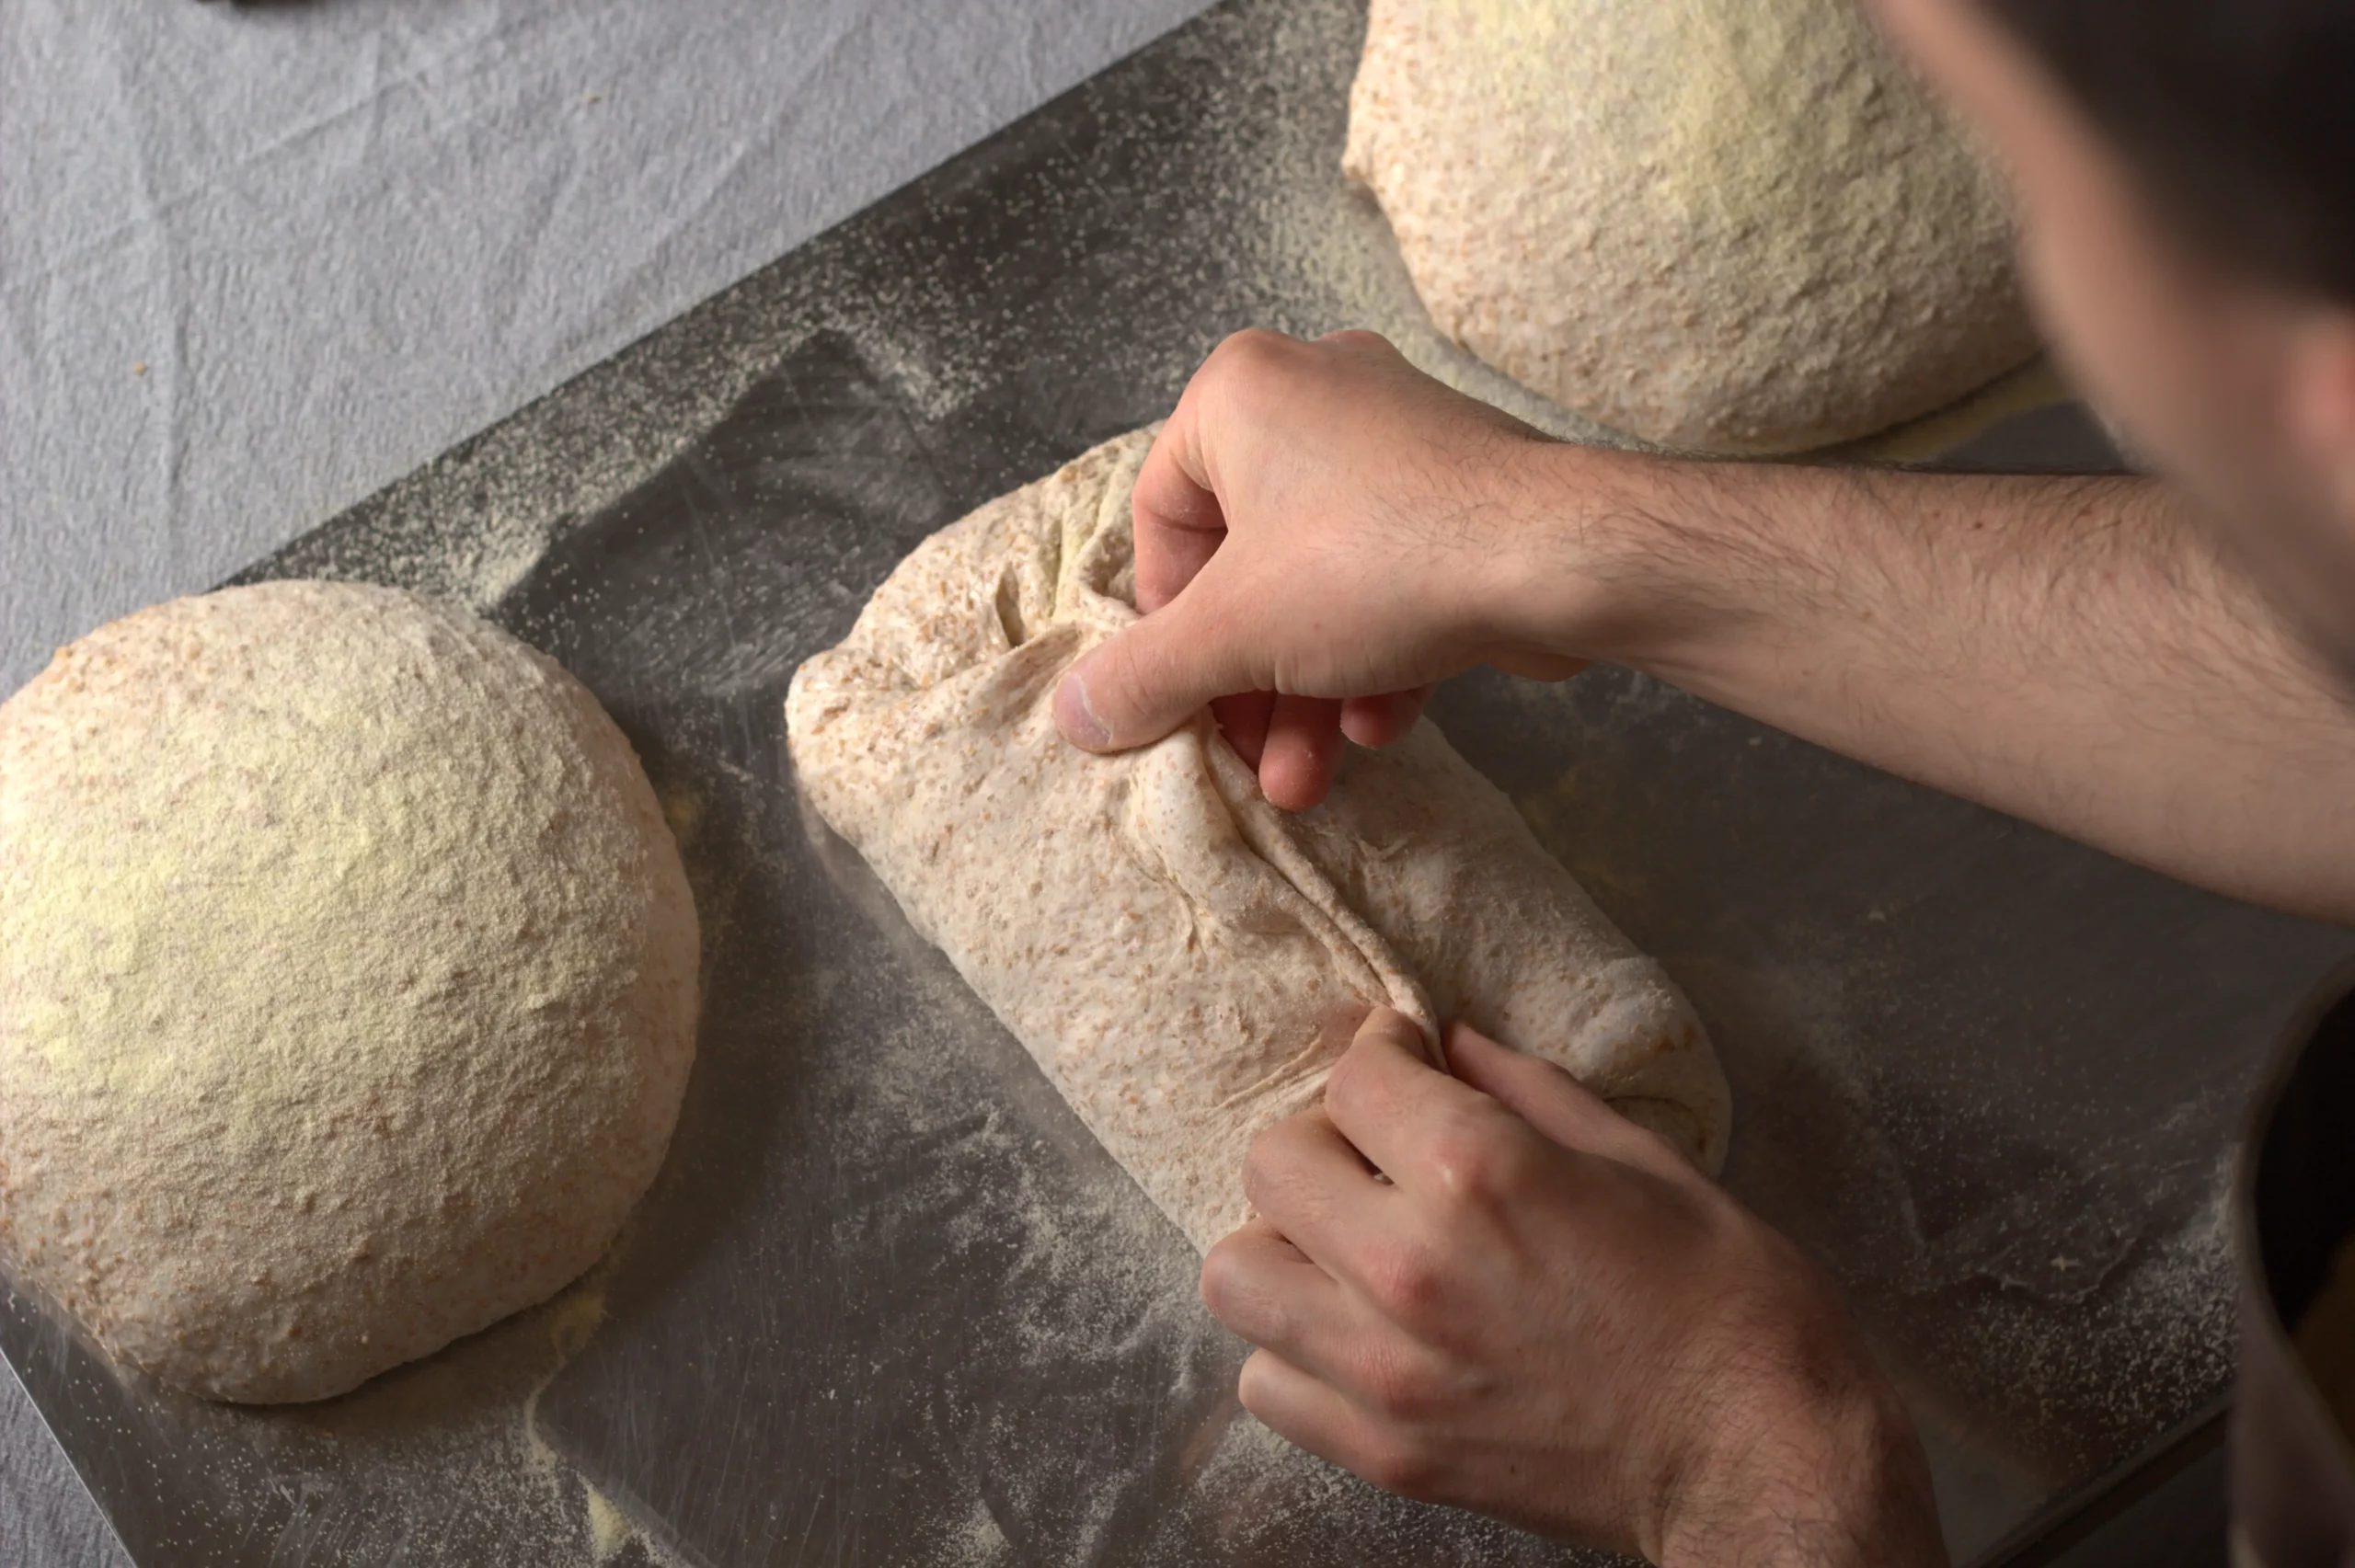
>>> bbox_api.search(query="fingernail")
[1055,669,1111,749]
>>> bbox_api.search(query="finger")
[1235,1350,1378,1472]
[1320,1007,1498,1185]
[1200,1219,1359,1378]
[1258,694,1347,811]
[1242,1104,1399,1274]
[1131,414,1229,614]
[1338,687,1431,749]
[1212,691,1276,769]
[1054,578,1257,751]
[1238,1350,1441,1503]
[1138,521,1226,617]
[1441,1022,1692,1182]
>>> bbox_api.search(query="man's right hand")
[1053,329,1602,810]
[1060,327,2355,923]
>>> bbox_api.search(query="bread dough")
[1344,0,2040,454]
[786,430,1728,1251]
[0,582,698,1403]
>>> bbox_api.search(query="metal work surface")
[6,0,2349,1562]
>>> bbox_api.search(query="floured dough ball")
[0,581,698,1403]
[1344,0,2041,453]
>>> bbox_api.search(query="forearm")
[1502,446,2355,921]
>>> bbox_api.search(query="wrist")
[1476,440,1724,673]
[1652,1371,1945,1568]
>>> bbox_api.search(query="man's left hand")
[1200,1008,1947,1568]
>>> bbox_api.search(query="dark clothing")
[2236,968,2355,1565]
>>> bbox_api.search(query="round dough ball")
[0,581,698,1403]
[1344,0,2042,453]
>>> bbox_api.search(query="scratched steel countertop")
[6,0,2345,1562]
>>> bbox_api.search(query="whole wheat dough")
[0,582,699,1403]
[786,430,1729,1252]
[1344,0,2040,453]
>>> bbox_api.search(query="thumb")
[1054,587,1258,752]
[1441,1023,1690,1180]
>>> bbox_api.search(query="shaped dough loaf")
[786,431,1729,1250]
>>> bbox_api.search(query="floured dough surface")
[1344,0,2039,454]
[0,581,699,1402]
[787,431,1728,1251]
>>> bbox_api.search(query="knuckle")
[1359,1438,1443,1500]
[1322,1041,1372,1115]
[1197,1238,1246,1317]
[1242,1116,1292,1181]
[1425,1111,1537,1210]
[1322,327,1393,357]
[1086,635,1141,704]
[1205,329,1308,421]
[1350,1341,1447,1422]
[1119,624,1182,700]
[1234,1348,1285,1420]
[1240,1117,1306,1208]
[1137,588,1255,704]
[1217,326,1292,372]
[1184,591,1248,662]
[1363,1235,1449,1327]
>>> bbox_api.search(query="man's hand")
[1055,327,2355,921]
[1054,329,1590,810]
[1202,1009,1946,1568]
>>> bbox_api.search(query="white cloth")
[0,0,1212,698]
[0,0,1212,1555]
